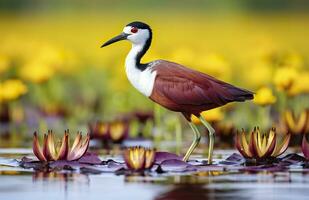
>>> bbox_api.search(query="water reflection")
[154,184,246,200]
[32,171,90,183]
[32,171,91,194]
[31,172,90,200]
[124,171,294,185]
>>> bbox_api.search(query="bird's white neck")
[125,43,157,97]
[125,43,143,70]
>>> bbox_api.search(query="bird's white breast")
[125,44,157,97]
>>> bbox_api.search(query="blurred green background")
[0,0,308,148]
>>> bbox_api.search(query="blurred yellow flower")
[37,45,65,67]
[19,61,54,83]
[282,52,303,69]
[284,109,309,134]
[197,53,231,81]
[191,108,224,124]
[0,79,28,102]
[36,45,78,73]
[246,61,273,88]
[254,39,278,63]
[0,55,10,74]
[170,47,195,66]
[288,72,309,96]
[253,87,276,106]
[273,67,298,91]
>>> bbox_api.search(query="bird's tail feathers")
[228,87,254,102]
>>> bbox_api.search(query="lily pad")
[159,159,192,172]
[155,152,183,164]
[19,152,102,171]
[81,160,125,173]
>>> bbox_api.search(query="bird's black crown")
[126,21,151,30]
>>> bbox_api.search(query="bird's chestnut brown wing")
[151,60,252,107]
[154,74,229,106]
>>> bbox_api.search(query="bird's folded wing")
[154,74,232,106]
[152,60,250,106]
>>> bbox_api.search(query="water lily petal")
[46,131,58,160]
[272,133,291,157]
[250,128,259,157]
[251,127,276,158]
[124,147,146,170]
[69,131,82,154]
[145,149,155,169]
[235,130,252,158]
[89,122,110,140]
[263,128,276,158]
[57,131,69,160]
[302,134,309,159]
[123,146,155,170]
[67,132,82,160]
[67,133,90,161]
[33,132,47,161]
[97,122,110,137]
[43,132,57,161]
[109,122,128,142]
[285,110,308,134]
[237,127,288,160]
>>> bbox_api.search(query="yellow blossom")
[0,79,28,102]
[123,146,155,170]
[191,108,224,124]
[36,45,65,67]
[169,47,196,66]
[197,53,231,81]
[19,61,54,83]
[284,109,309,134]
[253,87,276,106]
[0,55,10,74]
[246,61,273,88]
[287,72,309,96]
[236,127,290,159]
[273,67,298,91]
[282,52,303,69]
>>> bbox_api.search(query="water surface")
[0,149,309,200]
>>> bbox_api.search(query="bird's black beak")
[101,32,130,48]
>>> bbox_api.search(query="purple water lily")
[33,130,90,162]
[236,127,291,160]
[89,120,129,143]
[123,146,155,171]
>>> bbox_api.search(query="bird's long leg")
[183,122,201,162]
[199,116,215,164]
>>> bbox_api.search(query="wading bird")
[101,21,253,164]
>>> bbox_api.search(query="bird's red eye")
[131,27,138,33]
